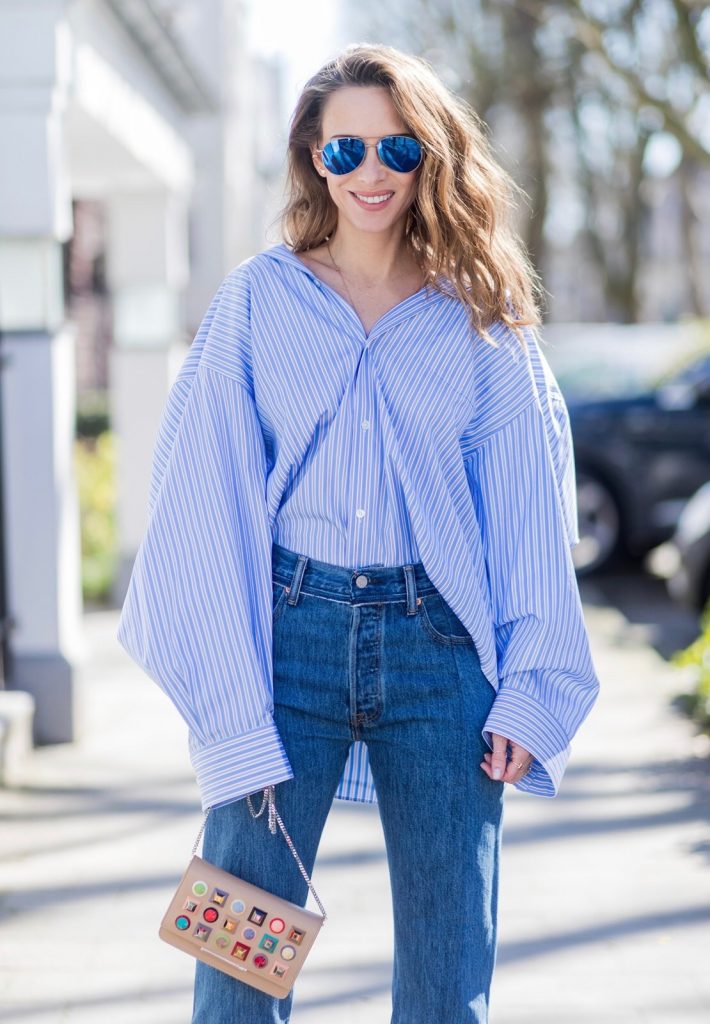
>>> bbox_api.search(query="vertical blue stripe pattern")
[117,242,600,810]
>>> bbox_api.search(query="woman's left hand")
[480,732,533,784]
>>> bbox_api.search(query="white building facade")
[0,0,285,753]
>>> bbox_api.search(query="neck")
[327,221,415,287]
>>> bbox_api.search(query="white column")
[0,0,82,743]
[108,191,190,601]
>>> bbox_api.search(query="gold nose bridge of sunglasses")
[316,136,416,153]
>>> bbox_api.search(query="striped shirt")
[116,242,600,810]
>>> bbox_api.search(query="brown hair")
[279,43,544,346]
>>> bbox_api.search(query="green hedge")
[672,604,710,734]
[75,430,117,602]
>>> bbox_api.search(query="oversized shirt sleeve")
[116,262,293,810]
[465,323,600,796]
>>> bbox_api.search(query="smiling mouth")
[350,191,395,206]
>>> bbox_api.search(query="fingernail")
[493,768,502,780]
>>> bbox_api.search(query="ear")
[311,147,327,177]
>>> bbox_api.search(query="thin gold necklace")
[325,237,357,310]
[325,237,427,305]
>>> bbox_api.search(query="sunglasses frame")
[315,134,424,175]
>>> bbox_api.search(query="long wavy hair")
[279,43,544,346]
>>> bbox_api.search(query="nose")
[355,143,387,185]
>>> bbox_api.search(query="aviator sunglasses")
[316,135,424,175]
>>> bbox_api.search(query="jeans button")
[354,574,369,588]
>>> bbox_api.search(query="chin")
[336,205,408,234]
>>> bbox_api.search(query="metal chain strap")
[190,786,327,921]
[263,793,329,921]
[191,808,211,857]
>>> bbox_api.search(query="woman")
[117,43,600,1023]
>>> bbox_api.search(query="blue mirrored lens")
[321,138,366,174]
[378,136,423,172]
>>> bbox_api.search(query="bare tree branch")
[514,0,709,162]
[670,0,709,78]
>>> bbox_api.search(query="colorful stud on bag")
[248,906,267,925]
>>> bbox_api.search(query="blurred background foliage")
[673,606,710,734]
[74,421,116,604]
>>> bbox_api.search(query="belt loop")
[286,554,308,605]
[402,564,419,616]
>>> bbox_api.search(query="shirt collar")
[263,242,457,343]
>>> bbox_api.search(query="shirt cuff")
[189,719,294,810]
[482,688,571,797]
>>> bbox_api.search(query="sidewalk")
[1,589,709,1024]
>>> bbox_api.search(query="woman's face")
[311,85,420,238]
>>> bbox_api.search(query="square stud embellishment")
[270,963,289,979]
[287,926,305,945]
[210,887,229,906]
[231,941,251,961]
[259,933,278,952]
[248,906,267,926]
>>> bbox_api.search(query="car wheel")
[573,471,622,575]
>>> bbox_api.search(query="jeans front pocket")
[417,591,474,647]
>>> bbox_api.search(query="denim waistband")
[271,541,440,604]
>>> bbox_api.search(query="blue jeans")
[192,542,504,1023]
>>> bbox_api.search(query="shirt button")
[354,574,369,588]
[361,419,370,430]
[355,508,365,518]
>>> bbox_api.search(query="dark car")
[568,352,710,574]
[647,481,710,611]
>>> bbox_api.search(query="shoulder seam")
[197,357,253,394]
